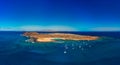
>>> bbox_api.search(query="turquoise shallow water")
[0,31,120,65]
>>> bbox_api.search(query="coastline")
[23,32,99,43]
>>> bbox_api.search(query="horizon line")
[0,30,120,32]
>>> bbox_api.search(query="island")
[22,32,99,42]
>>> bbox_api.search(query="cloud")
[91,27,120,31]
[0,25,78,31]
[0,27,18,31]
[20,25,77,31]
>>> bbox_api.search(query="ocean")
[0,31,120,65]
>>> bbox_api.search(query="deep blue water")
[0,31,120,65]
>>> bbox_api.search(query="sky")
[0,0,120,31]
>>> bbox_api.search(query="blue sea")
[0,31,120,65]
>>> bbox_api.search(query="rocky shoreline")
[22,32,99,42]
